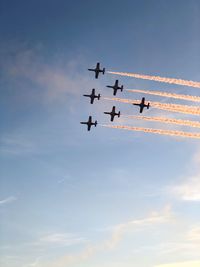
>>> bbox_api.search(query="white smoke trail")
[101,124,200,139]
[126,89,200,103]
[123,115,200,129]
[103,97,200,115]
[107,71,200,89]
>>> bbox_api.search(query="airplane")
[106,80,123,96]
[80,116,97,131]
[83,88,101,104]
[88,62,105,79]
[133,97,150,113]
[104,106,120,121]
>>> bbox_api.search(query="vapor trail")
[103,97,200,115]
[126,89,200,103]
[101,124,200,139]
[123,115,200,129]
[108,71,200,89]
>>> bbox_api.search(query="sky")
[0,0,200,267]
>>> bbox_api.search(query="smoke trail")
[123,115,200,129]
[108,71,200,89]
[126,89,200,103]
[101,124,200,139]
[103,97,200,115]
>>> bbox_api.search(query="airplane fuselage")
[104,106,120,121]
[80,116,97,131]
[88,62,105,79]
[133,98,150,113]
[107,80,123,96]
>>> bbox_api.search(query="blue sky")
[1,1,200,267]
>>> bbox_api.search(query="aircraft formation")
[81,63,200,139]
[81,62,150,131]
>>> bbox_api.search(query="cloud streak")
[108,71,200,89]
[126,89,200,103]
[38,205,173,267]
[155,261,200,267]
[0,196,17,206]
[122,115,200,129]
[101,124,200,140]
[1,43,97,104]
[39,233,86,247]
[169,149,200,201]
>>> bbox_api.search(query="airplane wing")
[111,114,114,121]
[112,106,116,113]
[90,97,94,104]
[95,72,99,79]
[87,124,91,131]
[96,62,100,69]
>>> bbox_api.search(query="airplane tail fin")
[121,85,124,92]
[118,111,120,117]
[98,94,101,100]
[95,121,97,127]
[103,68,105,74]
[147,103,150,109]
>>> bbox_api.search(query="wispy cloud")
[0,135,36,155]
[169,148,200,201]
[39,233,86,247]
[1,42,100,104]
[171,176,200,201]
[187,224,200,242]
[0,196,17,206]
[37,205,173,267]
[155,260,200,267]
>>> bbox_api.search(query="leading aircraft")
[106,80,123,96]
[104,106,120,121]
[83,89,101,104]
[133,97,150,113]
[80,116,97,131]
[88,62,105,79]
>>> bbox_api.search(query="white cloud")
[37,205,173,267]
[155,260,200,267]
[1,43,101,104]
[39,233,85,247]
[169,149,200,201]
[0,135,35,155]
[0,196,17,206]
[187,225,200,242]
[171,175,200,201]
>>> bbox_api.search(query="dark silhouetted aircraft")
[80,116,97,131]
[83,89,101,104]
[106,80,123,96]
[133,97,150,113]
[104,106,120,121]
[88,62,105,79]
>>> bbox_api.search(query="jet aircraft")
[106,80,123,96]
[104,106,120,121]
[133,97,150,113]
[80,116,97,131]
[88,62,105,79]
[83,89,101,104]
